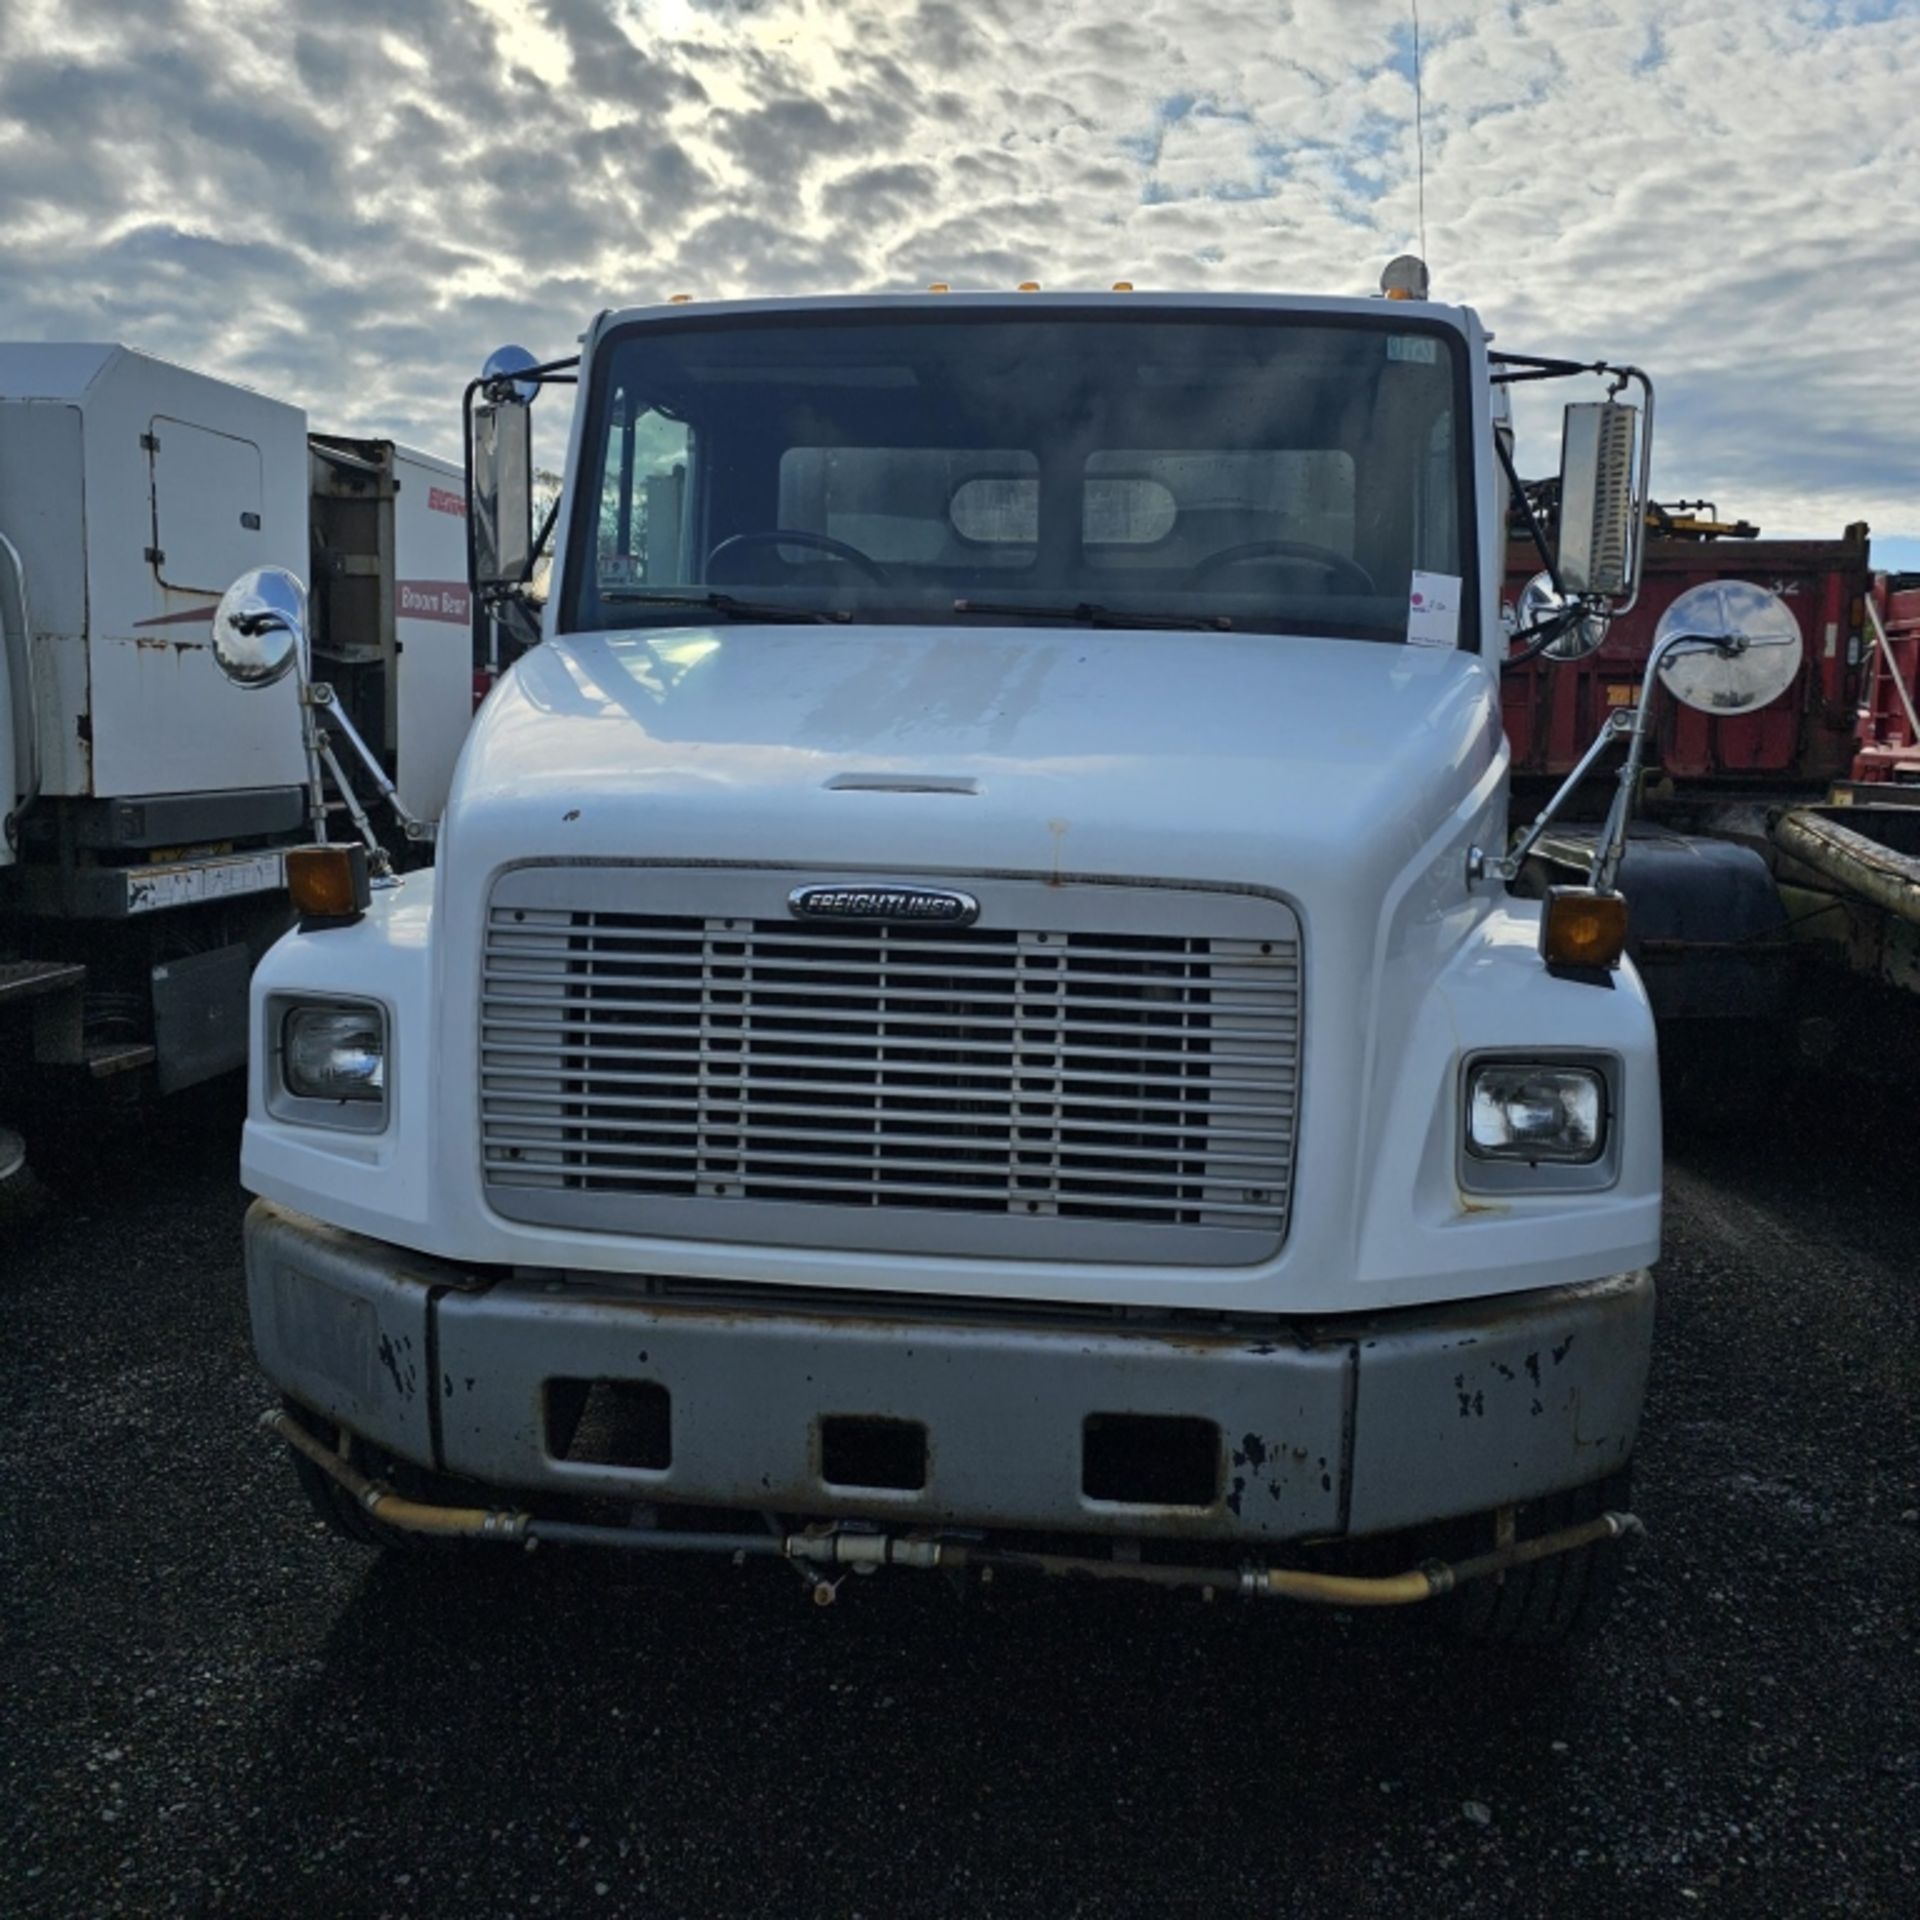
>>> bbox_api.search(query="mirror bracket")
[1587,629,1706,893]
[1476,611,1800,901]
[1495,358,1656,666]
[302,681,434,848]
[1473,706,1637,887]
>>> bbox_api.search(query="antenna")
[1409,0,1428,264]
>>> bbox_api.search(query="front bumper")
[246,1199,1653,1543]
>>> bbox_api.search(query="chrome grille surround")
[480,868,1302,1266]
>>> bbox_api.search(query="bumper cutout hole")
[544,1378,672,1470]
[1082,1414,1220,1508]
[820,1416,927,1491]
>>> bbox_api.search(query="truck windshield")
[563,310,1471,644]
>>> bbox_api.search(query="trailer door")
[391,450,473,820]
[147,417,265,593]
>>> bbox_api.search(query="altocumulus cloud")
[0,0,1915,548]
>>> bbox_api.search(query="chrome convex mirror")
[1513,570,1610,662]
[1652,580,1805,716]
[481,343,540,405]
[211,566,307,688]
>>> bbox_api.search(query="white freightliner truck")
[0,345,471,1186]
[234,281,1807,1640]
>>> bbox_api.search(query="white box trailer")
[0,345,311,809]
[309,435,472,825]
[1,345,471,1122]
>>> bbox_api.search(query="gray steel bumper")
[246,1200,1653,1543]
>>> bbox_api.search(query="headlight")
[270,999,388,1131]
[1466,1062,1605,1165]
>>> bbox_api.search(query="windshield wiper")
[601,588,850,625]
[950,598,1232,632]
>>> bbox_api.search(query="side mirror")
[470,398,533,591]
[470,345,540,593]
[1512,569,1609,662]
[1652,580,1805,715]
[1584,579,1803,893]
[1555,401,1640,596]
[211,566,307,688]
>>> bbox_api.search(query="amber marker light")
[1541,887,1629,971]
[286,844,371,926]
[1379,255,1430,301]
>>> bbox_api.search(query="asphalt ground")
[2,1077,1915,1920]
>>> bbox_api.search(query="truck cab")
[241,288,1682,1639]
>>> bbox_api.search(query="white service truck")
[0,345,470,1183]
[234,282,1806,1640]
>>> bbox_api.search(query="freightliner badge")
[788,884,981,927]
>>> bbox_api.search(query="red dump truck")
[1855,574,1920,787]
[1501,516,1920,1059]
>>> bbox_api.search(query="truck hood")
[248,621,1670,1317]
[450,623,1505,894]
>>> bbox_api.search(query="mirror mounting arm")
[1494,427,1569,603]
[304,682,435,846]
[315,735,390,869]
[1472,707,1636,887]
[1606,365,1655,620]
[479,584,545,656]
[1474,631,1731,895]
[1588,627,1728,893]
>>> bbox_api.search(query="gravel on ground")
[2,1080,1915,1918]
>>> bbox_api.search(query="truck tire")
[1434,1465,1633,1647]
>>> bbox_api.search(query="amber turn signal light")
[1541,887,1629,971]
[286,844,371,926]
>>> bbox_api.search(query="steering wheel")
[705,529,893,585]
[1183,540,1376,596]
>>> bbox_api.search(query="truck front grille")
[479,869,1301,1266]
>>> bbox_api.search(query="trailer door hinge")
[140,432,159,452]
[144,546,165,565]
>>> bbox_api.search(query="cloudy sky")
[3,0,1916,562]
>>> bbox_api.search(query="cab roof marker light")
[1380,254,1431,302]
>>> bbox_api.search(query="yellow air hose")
[263,1409,529,1541]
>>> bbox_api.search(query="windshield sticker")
[1387,335,1439,364]
[1407,571,1462,648]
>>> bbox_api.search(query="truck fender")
[1519,824,1791,1021]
